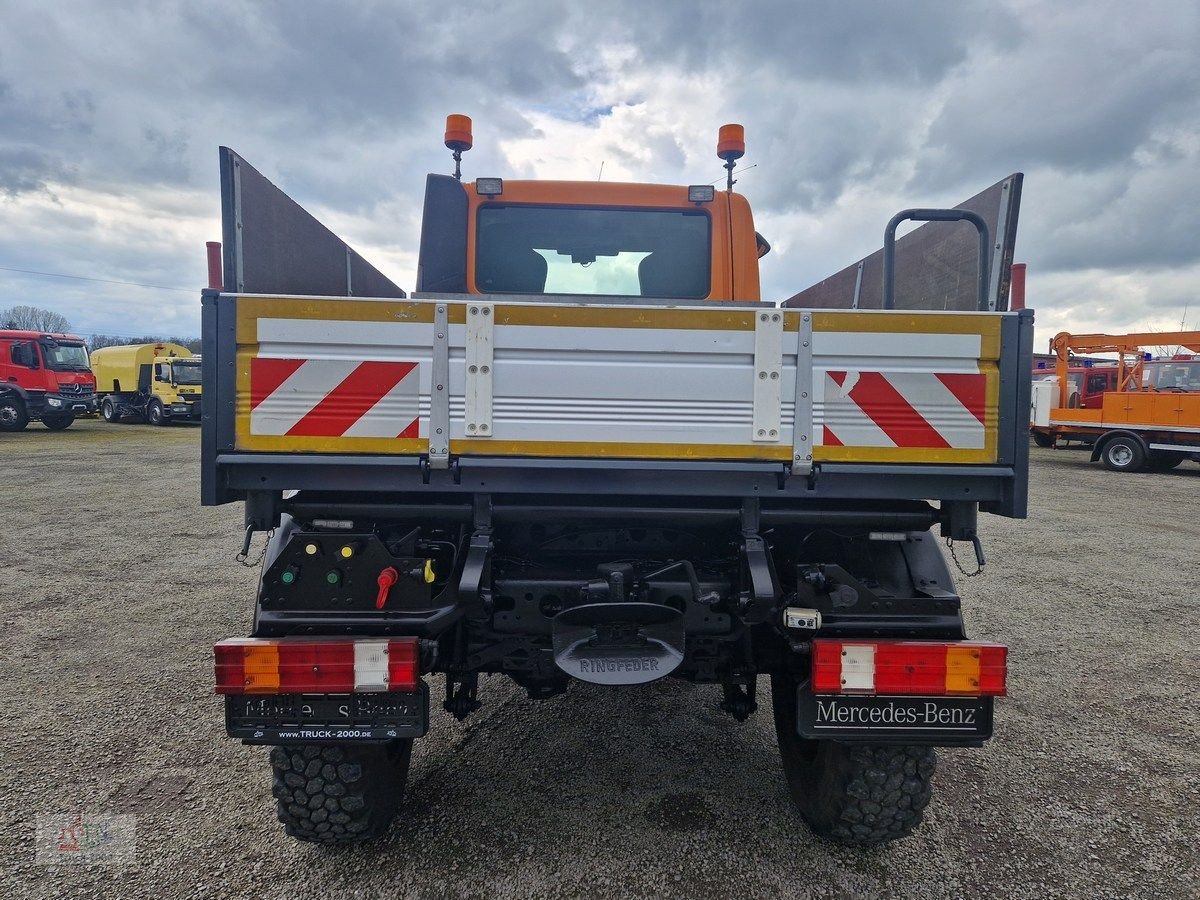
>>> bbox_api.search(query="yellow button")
[339,545,355,559]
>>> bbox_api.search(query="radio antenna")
[709,164,756,186]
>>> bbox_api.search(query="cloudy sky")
[1,0,1197,351]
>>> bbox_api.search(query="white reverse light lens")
[475,178,503,196]
[840,644,876,692]
[353,640,390,691]
[688,185,715,203]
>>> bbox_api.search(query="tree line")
[1,305,200,353]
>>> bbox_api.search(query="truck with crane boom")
[1031,330,1200,471]
[205,117,1031,848]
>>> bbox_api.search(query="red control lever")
[375,567,399,609]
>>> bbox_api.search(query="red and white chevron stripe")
[250,357,421,439]
[821,370,986,449]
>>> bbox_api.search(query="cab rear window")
[475,205,710,298]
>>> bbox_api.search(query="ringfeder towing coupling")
[204,117,1031,847]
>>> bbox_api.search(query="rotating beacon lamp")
[444,114,473,181]
[717,123,745,192]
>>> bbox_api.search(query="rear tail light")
[812,639,1006,697]
[215,638,421,695]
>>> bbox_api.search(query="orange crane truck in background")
[203,117,1031,849]
[1031,331,1200,471]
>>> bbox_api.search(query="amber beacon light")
[717,123,745,161]
[717,123,745,191]
[445,114,473,180]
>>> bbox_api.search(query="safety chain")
[235,525,275,568]
[944,536,985,578]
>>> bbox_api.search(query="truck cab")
[1143,356,1200,392]
[0,329,97,431]
[417,176,764,300]
[91,342,202,426]
[1034,364,1118,410]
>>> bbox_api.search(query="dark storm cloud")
[0,147,71,198]
[920,8,1198,178]
[560,1,1016,85]
[0,80,92,197]
[0,0,1014,218]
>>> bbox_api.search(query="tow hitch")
[552,602,686,685]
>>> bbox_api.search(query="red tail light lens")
[214,641,247,693]
[387,639,419,692]
[277,641,355,693]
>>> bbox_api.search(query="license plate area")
[226,682,428,743]
[797,692,993,744]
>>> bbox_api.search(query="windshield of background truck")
[39,341,89,371]
[172,361,202,385]
[1143,360,1200,391]
[475,205,711,298]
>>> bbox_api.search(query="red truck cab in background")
[1032,364,1117,409]
[0,329,98,431]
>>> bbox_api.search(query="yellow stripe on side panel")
[236,433,429,453]
[982,360,999,462]
[234,297,799,343]
[813,446,996,464]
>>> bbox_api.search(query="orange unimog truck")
[1031,331,1200,470]
[204,117,1031,848]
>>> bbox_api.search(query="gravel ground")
[1,419,1197,899]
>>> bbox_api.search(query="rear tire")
[147,399,166,426]
[771,673,936,847]
[102,398,120,423]
[1100,435,1146,472]
[0,396,30,432]
[269,741,412,844]
[1031,430,1054,448]
[41,413,75,430]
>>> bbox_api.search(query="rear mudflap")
[226,682,429,745]
[795,689,994,746]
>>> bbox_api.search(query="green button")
[326,570,341,586]
[281,566,298,585]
